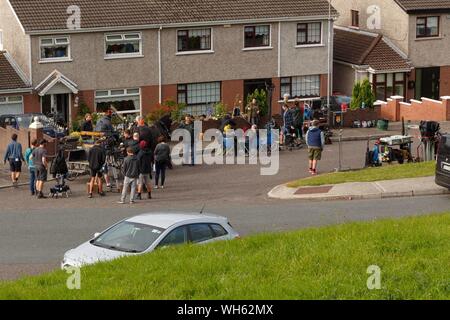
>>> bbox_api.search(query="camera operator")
[95,109,115,135]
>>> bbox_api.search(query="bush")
[145,99,186,124]
[213,102,228,119]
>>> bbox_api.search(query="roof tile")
[10,0,338,32]
[0,51,29,91]
[334,28,411,71]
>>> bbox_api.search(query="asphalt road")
[1,140,448,280]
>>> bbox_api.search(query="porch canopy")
[35,70,78,96]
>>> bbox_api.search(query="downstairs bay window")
[281,75,321,99]
[177,82,221,116]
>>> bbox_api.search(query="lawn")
[1,213,449,300]
[287,161,436,188]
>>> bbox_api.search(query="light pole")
[326,0,331,127]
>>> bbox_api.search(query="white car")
[62,213,240,269]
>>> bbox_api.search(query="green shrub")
[213,102,228,119]
[351,79,375,110]
[247,89,268,117]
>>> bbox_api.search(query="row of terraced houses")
[0,0,450,124]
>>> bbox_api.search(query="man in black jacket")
[88,140,107,198]
[118,147,140,204]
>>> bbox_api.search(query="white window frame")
[0,95,24,114]
[177,81,221,116]
[0,96,23,104]
[295,21,324,48]
[242,24,273,51]
[39,36,72,63]
[176,27,214,56]
[104,32,143,59]
[94,88,141,115]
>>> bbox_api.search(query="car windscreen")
[91,221,165,253]
[439,136,450,155]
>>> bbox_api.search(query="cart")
[378,135,414,164]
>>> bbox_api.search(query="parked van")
[435,134,450,190]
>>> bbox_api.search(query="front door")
[244,79,272,103]
[416,67,440,100]
[42,93,70,124]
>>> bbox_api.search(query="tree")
[351,79,375,110]
[360,79,375,109]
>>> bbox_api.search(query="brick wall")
[379,96,450,122]
[77,90,95,113]
[440,66,450,98]
[222,79,244,111]
[141,85,159,115]
[23,93,40,114]
[0,127,56,156]
[337,107,381,128]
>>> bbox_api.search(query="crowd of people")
[2,98,327,199]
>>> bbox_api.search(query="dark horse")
[146,114,173,153]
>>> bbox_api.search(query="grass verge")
[287,161,436,188]
[1,213,449,300]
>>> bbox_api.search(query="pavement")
[268,176,449,201]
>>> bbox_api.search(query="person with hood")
[305,120,325,175]
[118,147,140,204]
[136,140,153,200]
[154,136,171,189]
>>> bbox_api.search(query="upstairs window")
[297,22,322,46]
[416,16,439,38]
[40,37,70,61]
[105,33,142,58]
[244,25,270,48]
[351,10,360,28]
[177,28,212,52]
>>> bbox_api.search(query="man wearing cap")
[305,120,325,175]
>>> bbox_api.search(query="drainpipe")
[158,26,163,104]
[278,21,281,78]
